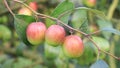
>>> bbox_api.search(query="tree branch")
[4,0,120,61]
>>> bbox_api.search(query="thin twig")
[57,9,73,19]
[13,0,88,36]
[87,36,120,61]
[6,0,120,61]
[3,0,15,16]
[90,30,101,35]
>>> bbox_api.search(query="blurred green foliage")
[0,0,120,68]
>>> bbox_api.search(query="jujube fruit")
[18,8,32,15]
[26,22,47,45]
[45,25,66,46]
[29,2,38,11]
[83,0,96,8]
[63,35,84,58]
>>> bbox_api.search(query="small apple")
[26,22,47,45]
[29,2,38,11]
[45,25,66,46]
[83,0,96,8]
[63,35,84,58]
[18,8,32,15]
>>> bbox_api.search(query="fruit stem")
[97,49,100,60]
[57,9,73,19]
[89,30,101,35]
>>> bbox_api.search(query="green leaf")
[92,36,110,52]
[74,7,107,34]
[78,41,96,65]
[13,57,32,68]
[16,42,27,56]
[75,7,106,19]
[71,10,87,29]
[14,15,35,46]
[97,20,113,39]
[0,64,2,68]
[55,57,67,68]
[46,1,74,27]
[0,55,7,63]
[79,19,90,33]
[101,28,120,35]
[90,60,109,68]
[2,59,14,68]
[70,10,89,33]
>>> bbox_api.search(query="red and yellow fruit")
[45,25,66,46]
[83,0,96,8]
[26,22,47,45]
[29,2,38,11]
[63,35,84,58]
[18,8,32,15]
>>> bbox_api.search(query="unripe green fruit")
[83,0,96,8]
[26,22,47,45]
[45,25,66,46]
[0,25,11,41]
[63,35,84,58]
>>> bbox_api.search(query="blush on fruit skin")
[83,0,96,8]
[26,22,47,45]
[89,0,96,3]
[18,8,32,15]
[89,0,96,6]
[45,25,66,46]
[29,2,38,11]
[63,35,84,58]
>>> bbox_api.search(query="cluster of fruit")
[26,22,84,58]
